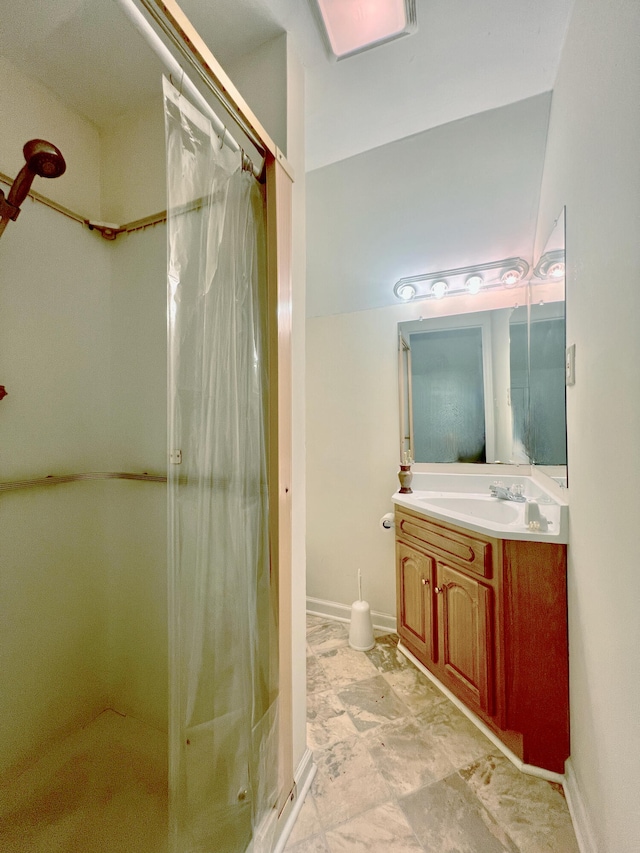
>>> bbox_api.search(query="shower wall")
[0,200,113,778]
[0,29,309,794]
[106,224,168,730]
[0,56,101,215]
[0,60,168,776]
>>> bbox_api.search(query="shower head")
[6,139,66,209]
[23,139,67,179]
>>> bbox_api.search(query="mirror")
[527,209,567,468]
[398,210,566,468]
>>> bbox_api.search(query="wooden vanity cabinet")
[395,506,569,774]
[435,561,495,717]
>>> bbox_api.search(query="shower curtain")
[164,78,280,853]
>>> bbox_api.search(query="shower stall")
[0,2,296,851]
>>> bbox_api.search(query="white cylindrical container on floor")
[349,599,375,651]
[349,570,375,651]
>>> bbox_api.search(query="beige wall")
[0,61,169,775]
[0,56,101,218]
[106,225,168,729]
[100,95,166,225]
[0,192,112,777]
[0,58,112,772]
[534,0,640,849]
[306,290,523,616]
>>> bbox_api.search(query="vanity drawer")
[395,509,493,578]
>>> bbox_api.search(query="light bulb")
[466,274,483,294]
[501,268,522,285]
[431,280,448,299]
[396,283,416,301]
[548,261,565,278]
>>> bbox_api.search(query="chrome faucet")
[489,483,527,502]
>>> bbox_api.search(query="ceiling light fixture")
[393,257,530,302]
[310,0,417,61]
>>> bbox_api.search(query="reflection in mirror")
[529,208,567,469]
[398,332,413,462]
[397,209,566,468]
[399,310,507,463]
[508,305,530,463]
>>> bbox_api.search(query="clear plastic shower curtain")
[164,78,280,853]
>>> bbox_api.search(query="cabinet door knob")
[421,578,429,586]
[435,586,444,594]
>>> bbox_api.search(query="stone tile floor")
[284,615,579,853]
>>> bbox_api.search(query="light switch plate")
[566,344,576,386]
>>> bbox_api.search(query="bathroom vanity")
[393,473,569,775]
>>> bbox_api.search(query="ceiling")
[0,0,575,315]
[0,0,574,170]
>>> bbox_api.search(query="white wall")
[306,94,551,317]
[106,225,168,729]
[100,95,166,225]
[0,56,101,217]
[226,34,288,156]
[533,0,640,849]
[0,60,169,777]
[0,197,112,777]
[307,289,524,616]
[0,65,110,774]
[307,308,401,615]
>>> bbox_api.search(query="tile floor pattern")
[285,615,579,853]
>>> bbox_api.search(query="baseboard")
[272,749,317,853]
[398,641,566,785]
[563,758,599,853]
[306,596,397,634]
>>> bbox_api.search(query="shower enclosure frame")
[0,0,297,842]
[140,0,297,834]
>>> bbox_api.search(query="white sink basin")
[418,496,520,524]
[392,472,568,542]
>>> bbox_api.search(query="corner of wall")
[226,33,289,155]
[0,55,102,218]
[98,94,166,224]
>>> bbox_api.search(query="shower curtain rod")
[114,0,264,179]
[0,172,224,239]
[0,171,166,237]
[0,172,86,227]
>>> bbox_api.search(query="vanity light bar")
[393,257,530,302]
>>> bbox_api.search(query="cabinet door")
[436,563,494,714]
[397,542,435,662]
